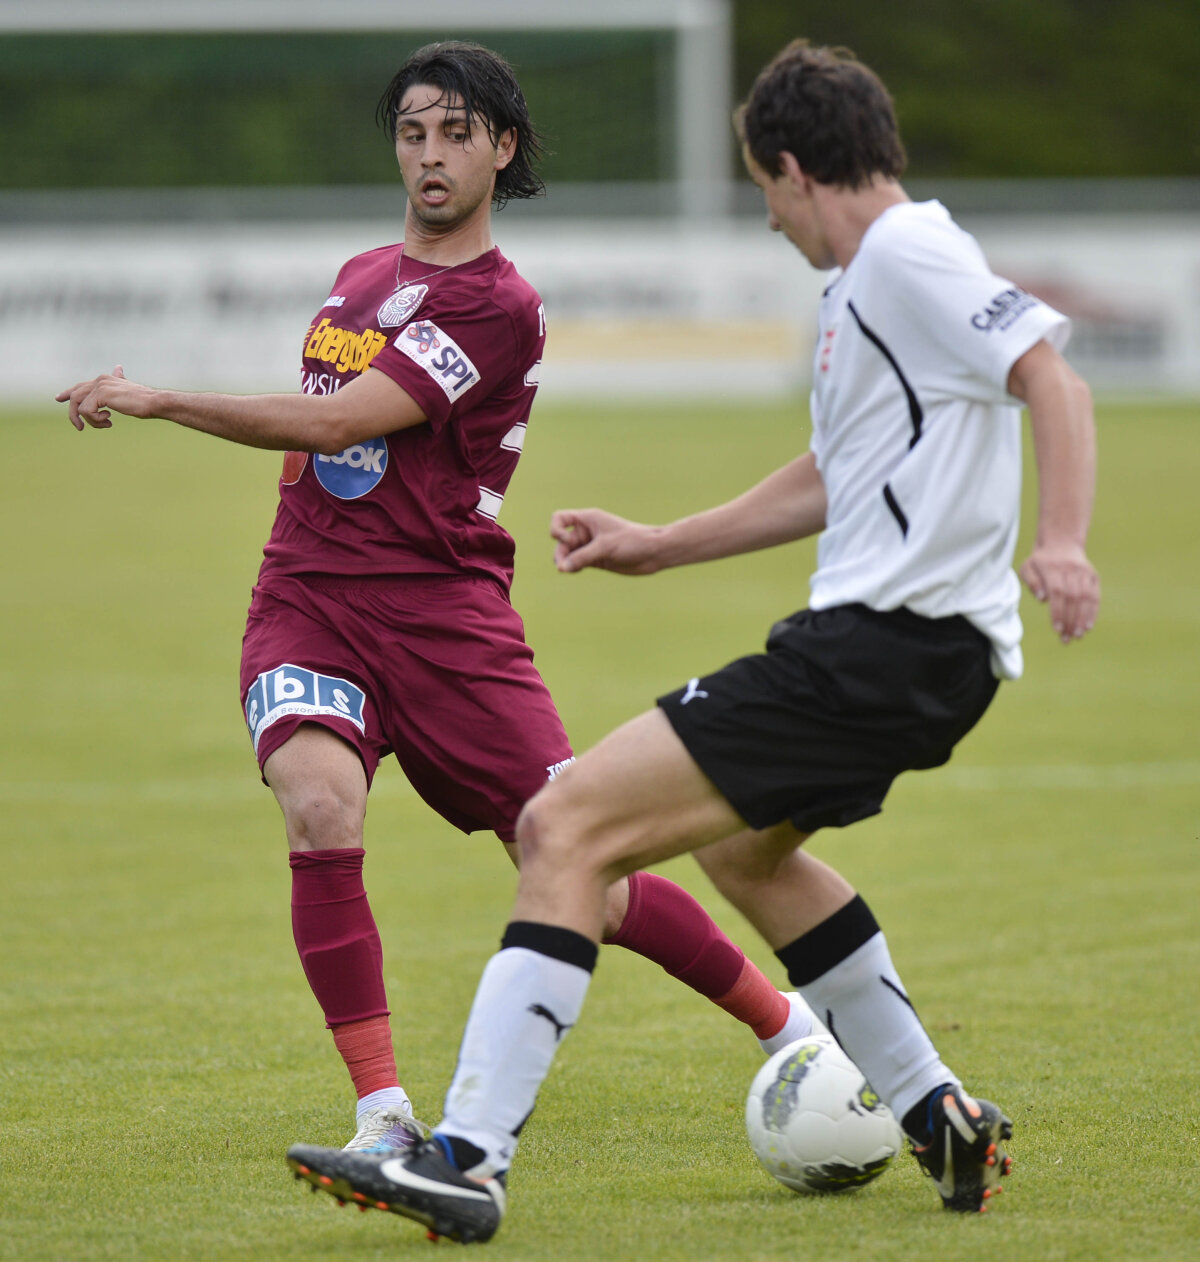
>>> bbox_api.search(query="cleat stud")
[319,1175,333,1186]
[426,1230,440,1242]
[986,1156,996,1166]
[376,1201,388,1210]
[336,1198,346,1207]
[352,1193,367,1203]
[358,1204,370,1213]
[298,1165,311,1175]
[986,1143,997,1156]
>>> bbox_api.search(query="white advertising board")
[3,213,1197,403]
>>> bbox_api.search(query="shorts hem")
[252,713,378,788]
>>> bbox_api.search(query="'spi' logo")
[395,319,481,402]
[406,320,441,354]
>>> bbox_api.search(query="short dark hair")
[737,40,906,189]
[377,41,544,208]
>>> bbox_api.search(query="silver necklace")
[377,247,453,327]
[394,245,454,289]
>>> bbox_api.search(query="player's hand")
[55,365,157,431]
[1019,539,1100,643]
[550,508,663,575]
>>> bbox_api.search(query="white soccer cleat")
[344,1104,430,1153]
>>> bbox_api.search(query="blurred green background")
[3,0,1198,191]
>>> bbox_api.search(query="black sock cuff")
[502,920,599,974]
[774,894,880,987]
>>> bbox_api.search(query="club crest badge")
[377,283,429,328]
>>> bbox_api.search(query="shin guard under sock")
[775,894,958,1124]
[437,921,597,1173]
[289,847,389,1027]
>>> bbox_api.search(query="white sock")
[437,945,593,1173]
[799,931,958,1126]
[757,991,822,1056]
[355,1087,412,1121]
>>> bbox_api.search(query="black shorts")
[657,604,999,833]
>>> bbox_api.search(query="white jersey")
[807,200,1069,680]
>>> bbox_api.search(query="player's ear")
[494,128,517,171]
[778,151,809,189]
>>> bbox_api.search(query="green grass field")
[2,396,1198,1260]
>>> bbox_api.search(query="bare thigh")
[512,708,748,935]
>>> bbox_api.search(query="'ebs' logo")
[314,439,388,499]
[243,664,366,756]
[395,319,481,402]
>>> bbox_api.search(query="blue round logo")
[313,439,389,499]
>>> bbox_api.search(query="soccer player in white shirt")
[287,39,1099,1237]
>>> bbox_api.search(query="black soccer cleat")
[909,1085,1013,1213]
[287,1138,506,1243]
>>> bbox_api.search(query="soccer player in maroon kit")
[57,42,814,1154]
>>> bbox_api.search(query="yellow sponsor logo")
[304,318,388,375]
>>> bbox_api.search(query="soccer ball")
[745,1034,904,1193]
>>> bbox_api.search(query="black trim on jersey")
[882,483,910,537]
[847,301,924,449]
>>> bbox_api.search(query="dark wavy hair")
[377,41,545,208]
[737,40,906,189]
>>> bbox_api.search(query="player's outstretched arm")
[55,365,427,454]
[552,451,827,575]
[1007,339,1100,644]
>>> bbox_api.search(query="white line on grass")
[937,761,1200,790]
[1,773,420,806]
[3,762,1199,806]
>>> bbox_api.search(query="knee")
[514,786,564,868]
[696,830,802,892]
[695,848,752,908]
[279,781,365,851]
[514,782,599,876]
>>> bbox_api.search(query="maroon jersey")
[258,244,545,589]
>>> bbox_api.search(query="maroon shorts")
[239,573,573,841]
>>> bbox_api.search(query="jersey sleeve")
[876,218,1070,403]
[368,292,528,432]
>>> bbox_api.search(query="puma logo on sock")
[528,1003,572,1041]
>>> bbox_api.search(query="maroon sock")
[289,847,389,1028]
[603,871,744,998]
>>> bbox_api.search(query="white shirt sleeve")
[870,211,1070,403]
